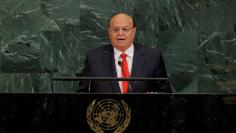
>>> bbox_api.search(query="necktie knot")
[120,53,127,59]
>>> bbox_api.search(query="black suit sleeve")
[77,54,93,92]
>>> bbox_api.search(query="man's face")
[108,14,136,52]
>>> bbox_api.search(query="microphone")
[118,61,132,92]
[118,61,122,67]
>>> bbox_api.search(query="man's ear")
[133,27,137,33]
[108,28,111,35]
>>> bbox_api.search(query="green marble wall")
[0,0,235,93]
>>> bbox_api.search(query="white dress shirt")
[113,44,134,92]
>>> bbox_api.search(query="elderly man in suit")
[79,12,171,93]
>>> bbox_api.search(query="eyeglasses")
[110,27,134,34]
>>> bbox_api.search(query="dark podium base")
[0,94,235,133]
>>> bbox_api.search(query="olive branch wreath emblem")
[87,99,131,133]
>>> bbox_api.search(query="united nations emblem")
[87,99,131,133]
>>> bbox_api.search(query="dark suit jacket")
[78,43,171,93]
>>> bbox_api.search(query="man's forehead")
[111,14,132,21]
[110,14,133,25]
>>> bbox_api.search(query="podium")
[0,93,235,132]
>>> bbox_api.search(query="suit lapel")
[131,44,145,92]
[102,45,121,93]
[131,44,146,77]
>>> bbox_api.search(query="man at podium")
[78,12,171,93]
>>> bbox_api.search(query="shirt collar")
[113,44,134,59]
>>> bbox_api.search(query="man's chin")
[114,45,129,52]
[116,40,126,44]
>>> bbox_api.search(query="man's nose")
[117,29,125,35]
